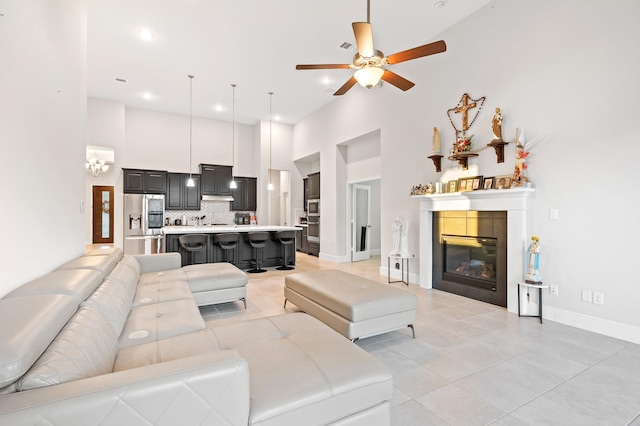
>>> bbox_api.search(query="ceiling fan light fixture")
[354,67,384,89]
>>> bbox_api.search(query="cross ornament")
[447,93,486,137]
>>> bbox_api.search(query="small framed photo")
[483,177,494,190]
[448,180,458,192]
[472,176,482,190]
[495,175,512,190]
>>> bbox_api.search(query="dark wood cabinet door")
[307,172,320,199]
[200,164,233,196]
[183,174,201,210]
[303,178,309,211]
[124,169,167,194]
[123,169,145,193]
[166,173,183,210]
[145,171,167,194]
[245,177,257,211]
[231,177,257,211]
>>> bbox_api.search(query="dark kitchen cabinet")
[303,178,308,211]
[231,177,257,211]
[123,169,167,194]
[307,172,320,200]
[166,173,201,210]
[200,164,233,196]
[296,227,309,253]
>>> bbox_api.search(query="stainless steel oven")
[307,218,319,242]
[307,199,320,216]
[307,199,320,242]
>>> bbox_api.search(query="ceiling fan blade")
[385,40,447,65]
[296,64,351,70]
[334,77,358,96]
[381,70,415,91]
[352,22,374,57]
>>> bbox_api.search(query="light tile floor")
[200,253,640,426]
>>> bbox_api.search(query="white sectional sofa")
[0,248,393,425]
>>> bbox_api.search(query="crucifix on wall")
[447,93,486,138]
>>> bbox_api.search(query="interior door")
[92,186,114,244]
[351,184,371,262]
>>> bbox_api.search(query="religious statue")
[525,236,542,284]
[432,127,441,155]
[491,107,503,141]
[390,215,410,258]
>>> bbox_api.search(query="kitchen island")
[163,225,301,269]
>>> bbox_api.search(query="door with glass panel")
[92,186,114,244]
[351,184,371,262]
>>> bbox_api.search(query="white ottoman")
[284,269,417,341]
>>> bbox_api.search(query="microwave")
[307,199,320,216]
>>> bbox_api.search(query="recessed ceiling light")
[321,77,332,85]
[143,92,153,100]
[214,104,225,112]
[433,1,446,9]
[274,115,281,121]
[139,29,153,41]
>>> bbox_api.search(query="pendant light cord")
[232,84,236,168]
[188,75,194,179]
[269,92,273,187]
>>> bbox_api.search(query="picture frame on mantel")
[448,180,458,192]
[483,177,494,190]
[495,175,512,190]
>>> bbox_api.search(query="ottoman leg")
[408,324,415,338]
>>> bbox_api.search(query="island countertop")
[163,225,302,235]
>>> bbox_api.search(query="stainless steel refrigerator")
[123,194,165,255]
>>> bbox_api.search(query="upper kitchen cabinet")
[200,164,233,197]
[231,177,257,211]
[307,172,320,200]
[123,169,167,194]
[166,173,201,210]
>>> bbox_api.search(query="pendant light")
[229,83,237,189]
[267,92,274,191]
[186,75,195,187]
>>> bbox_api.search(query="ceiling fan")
[296,0,447,96]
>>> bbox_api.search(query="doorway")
[92,186,114,244]
[351,184,371,262]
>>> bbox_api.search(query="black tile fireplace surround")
[433,211,507,307]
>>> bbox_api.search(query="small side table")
[388,256,410,285]
[517,281,549,323]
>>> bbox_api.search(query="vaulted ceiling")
[88,0,492,125]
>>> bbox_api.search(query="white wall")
[85,98,125,246]
[0,0,87,297]
[293,0,640,339]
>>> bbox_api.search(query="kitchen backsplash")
[164,200,253,226]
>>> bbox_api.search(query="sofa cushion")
[209,313,393,426]
[55,255,119,278]
[3,269,103,303]
[105,256,141,287]
[118,299,206,349]
[139,263,248,293]
[85,246,124,260]
[132,280,193,308]
[113,329,221,371]
[0,295,78,388]
[17,306,118,391]
[81,276,136,336]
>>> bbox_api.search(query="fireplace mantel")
[413,188,534,313]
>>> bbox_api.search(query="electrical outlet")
[550,285,559,296]
[549,209,559,220]
[593,292,604,305]
[80,201,84,212]
[581,289,593,303]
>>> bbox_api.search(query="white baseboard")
[543,306,640,345]
[370,248,381,256]
[318,252,350,263]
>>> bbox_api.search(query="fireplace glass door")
[442,235,498,291]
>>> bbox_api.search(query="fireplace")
[433,211,507,307]
[414,188,534,313]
